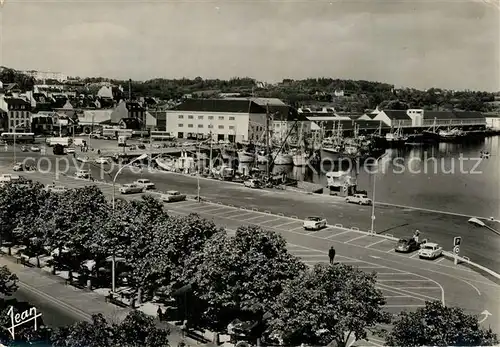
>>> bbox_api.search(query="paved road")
[2,166,499,337]
[4,152,499,273]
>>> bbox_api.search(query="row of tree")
[0,180,498,346]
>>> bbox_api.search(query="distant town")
[0,66,499,144]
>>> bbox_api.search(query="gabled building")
[373,109,485,128]
[5,98,32,132]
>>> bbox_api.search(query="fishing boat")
[256,150,268,164]
[237,150,255,163]
[272,150,293,165]
[385,122,407,148]
[292,121,309,166]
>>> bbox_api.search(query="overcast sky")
[0,0,498,91]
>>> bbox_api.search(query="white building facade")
[166,99,268,142]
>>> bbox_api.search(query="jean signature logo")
[5,306,42,340]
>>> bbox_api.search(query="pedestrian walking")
[157,306,163,321]
[328,246,336,264]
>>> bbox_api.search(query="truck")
[73,138,86,146]
[48,137,72,147]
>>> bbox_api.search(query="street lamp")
[111,153,148,210]
[109,153,147,293]
[13,121,29,164]
[370,153,387,235]
[468,217,500,237]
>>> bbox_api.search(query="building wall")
[373,112,393,127]
[166,110,253,142]
[8,110,31,132]
[486,117,500,130]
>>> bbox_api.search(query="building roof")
[5,98,31,108]
[249,97,286,107]
[172,99,267,114]
[381,110,411,120]
[452,111,484,119]
[79,110,113,124]
[319,119,390,131]
[268,105,307,121]
[423,111,456,120]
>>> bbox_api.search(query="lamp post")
[109,153,147,293]
[468,217,500,237]
[13,121,28,164]
[370,153,387,235]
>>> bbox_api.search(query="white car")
[30,146,40,152]
[120,183,144,194]
[418,242,443,260]
[76,156,90,163]
[13,163,24,171]
[65,147,75,154]
[160,190,187,202]
[75,170,91,179]
[303,216,327,231]
[95,157,109,164]
[44,184,68,193]
[345,194,372,205]
[243,179,261,188]
[134,178,155,190]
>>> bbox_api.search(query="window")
[208,116,214,120]
[178,123,184,127]
[198,124,203,128]
[188,124,194,128]
[198,116,204,120]
[229,116,235,120]
[218,116,224,120]
[218,125,224,129]
[178,115,184,119]
[188,115,194,119]
[208,124,214,129]
[229,126,235,130]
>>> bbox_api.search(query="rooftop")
[172,99,267,114]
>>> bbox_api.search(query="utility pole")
[265,104,270,181]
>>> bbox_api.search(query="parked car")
[160,190,187,202]
[418,242,443,260]
[345,194,372,205]
[76,156,90,163]
[303,216,327,231]
[120,183,145,194]
[75,170,91,179]
[21,146,28,152]
[44,184,68,193]
[395,238,420,253]
[134,178,155,190]
[65,147,75,154]
[243,179,261,188]
[13,162,24,171]
[95,157,109,164]
[30,146,40,152]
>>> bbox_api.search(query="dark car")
[395,238,420,253]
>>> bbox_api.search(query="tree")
[0,266,18,296]
[113,311,169,347]
[385,301,499,347]
[185,225,306,330]
[50,313,113,347]
[0,180,47,255]
[269,263,390,347]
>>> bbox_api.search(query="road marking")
[197,206,231,213]
[212,210,245,217]
[377,285,439,302]
[356,266,384,269]
[345,235,368,243]
[461,279,481,295]
[410,253,419,258]
[386,248,395,253]
[383,295,410,298]
[257,218,283,225]
[378,279,432,282]
[274,220,301,228]
[290,226,306,231]
[365,239,387,248]
[395,287,442,290]
[326,230,351,239]
[306,228,329,235]
[376,272,409,275]
[384,304,425,308]
[241,215,267,222]
[434,258,445,264]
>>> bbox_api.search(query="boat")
[385,123,407,148]
[272,151,293,165]
[292,121,309,166]
[221,148,235,161]
[256,150,268,164]
[237,150,255,163]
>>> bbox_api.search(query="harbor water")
[248,136,500,219]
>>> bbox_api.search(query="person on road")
[328,246,336,264]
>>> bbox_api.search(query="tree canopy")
[385,301,499,347]
[184,225,306,329]
[269,263,390,347]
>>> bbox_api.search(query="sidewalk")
[0,255,220,347]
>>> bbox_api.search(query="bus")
[102,128,133,139]
[150,131,175,141]
[1,132,35,144]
